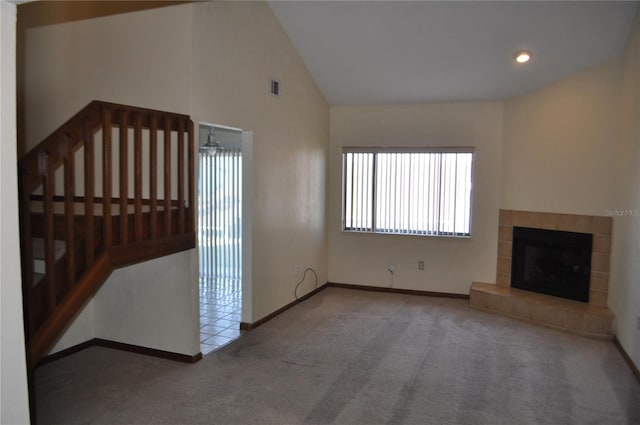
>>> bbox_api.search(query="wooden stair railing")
[18,101,196,367]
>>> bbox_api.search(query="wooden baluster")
[119,110,128,245]
[83,118,95,264]
[103,107,112,248]
[63,134,75,291]
[134,113,143,241]
[177,119,185,234]
[41,150,57,313]
[188,120,195,234]
[163,116,172,236]
[150,115,158,239]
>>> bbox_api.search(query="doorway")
[197,123,243,355]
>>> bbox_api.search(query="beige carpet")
[34,287,640,425]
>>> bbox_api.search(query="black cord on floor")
[294,267,318,300]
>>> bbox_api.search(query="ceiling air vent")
[270,80,280,96]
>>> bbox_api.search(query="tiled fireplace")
[470,209,613,337]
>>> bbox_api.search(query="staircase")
[18,101,196,367]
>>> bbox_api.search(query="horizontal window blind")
[342,148,473,237]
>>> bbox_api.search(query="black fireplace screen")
[511,226,593,302]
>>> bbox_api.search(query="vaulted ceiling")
[270,1,638,105]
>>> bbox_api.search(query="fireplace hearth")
[511,226,592,302]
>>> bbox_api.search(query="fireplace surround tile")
[471,282,613,337]
[540,213,559,230]
[556,214,574,231]
[541,305,565,328]
[486,292,505,313]
[573,215,594,234]
[496,273,510,287]
[499,209,513,226]
[590,271,608,292]
[589,290,608,308]
[469,290,487,309]
[498,241,512,258]
[469,209,614,338]
[584,314,607,335]
[565,311,583,333]
[498,225,512,242]
[513,211,529,227]
[497,257,511,275]
[593,235,611,254]
[593,216,613,235]
[510,298,533,320]
[591,253,611,273]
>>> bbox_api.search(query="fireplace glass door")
[511,226,592,302]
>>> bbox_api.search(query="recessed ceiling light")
[515,51,532,64]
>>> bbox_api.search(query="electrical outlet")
[418,260,424,270]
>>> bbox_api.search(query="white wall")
[610,10,640,371]
[502,59,622,216]
[190,2,329,321]
[94,251,199,355]
[329,103,503,293]
[20,4,199,357]
[0,2,31,423]
[48,300,95,354]
[47,252,199,357]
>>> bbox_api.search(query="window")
[342,147,474,237]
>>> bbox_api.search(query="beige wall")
[190,2,329,321]
[502,59,622,216]
[18,3,192,154]
[329,103,503,294]
[0,3,31,423]
[610,10,640,371]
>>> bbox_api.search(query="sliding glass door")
[198,147,242,281]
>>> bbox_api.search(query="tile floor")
[199,278,242,355]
